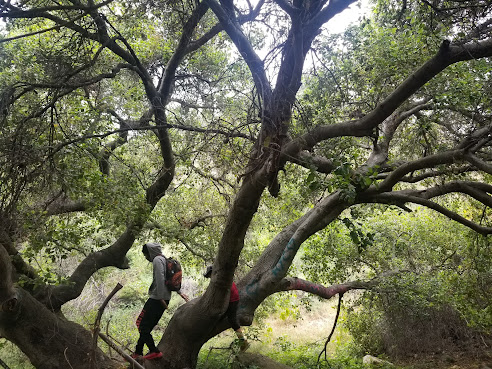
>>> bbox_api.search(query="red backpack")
[165,257,182,291]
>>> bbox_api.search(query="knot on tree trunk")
[1,297,18,312]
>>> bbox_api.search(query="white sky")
[326,0,371,34]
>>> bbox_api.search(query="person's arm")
[152,256,168,299]
[178,292,189,302]
[160,299,168,308]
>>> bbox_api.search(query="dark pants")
[135,298,168,354]
[226,300,240,331]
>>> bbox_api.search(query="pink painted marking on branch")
[288,278,351,299]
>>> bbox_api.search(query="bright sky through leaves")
[326,0,371,34]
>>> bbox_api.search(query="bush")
[345,286,488,358]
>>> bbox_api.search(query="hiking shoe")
[143,351,163,360]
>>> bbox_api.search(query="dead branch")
[317,292,344,363]
[98,332,145,369]
[90,282,123,369]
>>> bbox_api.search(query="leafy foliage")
[1,0,492,368]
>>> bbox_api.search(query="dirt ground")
[395,348,492,369]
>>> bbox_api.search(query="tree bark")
[0,289,117,369]
[2,1,492,368]
[0,245,16,311]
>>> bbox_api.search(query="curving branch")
[37,226,134,310]
[362,191,492,235]
[370,121,492,194]
[376,165,475,183]
[185,0,265,54]
[0,0,114,18]
[267,193,347,284]
[416,181,492,205]
[0,6,93,44]
[372,149,465,193]
[355,100,434,171]
[282,38,492,160]
[146,2,215,208]
[464,152,492,175]
[289,150,336,173]
[204,0,272,102]
[98,132,127,175]
[87,9,158,99]
[98,109,153,175]
[239,192,348,316]
[309,0,357,35]
[177,238,209,262]
[44,196,87,216]
[269,270,405,299]
[157,1,210,101]
[0,1,97,40]
[24,63,130,91]
[97,116,141,176]
[33,1,217,311]
[276,276,375,298]
[0,220,39,285]
[179,212,228,230]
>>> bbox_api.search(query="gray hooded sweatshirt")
[145,242,171,301]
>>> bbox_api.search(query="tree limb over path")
[276,273,395,298]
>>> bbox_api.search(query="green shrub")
[345,282,488,358]
[344,301,385,356]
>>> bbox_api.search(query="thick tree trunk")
[153,292,235,368]
[0,288,117,369]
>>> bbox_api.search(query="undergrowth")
[197,337,398,369]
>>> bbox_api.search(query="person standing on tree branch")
[204,266,250,351]
[132,242,189,360]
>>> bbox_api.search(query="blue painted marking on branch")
[245,282,260,298]
[271,238,297,278]
[243,237,300,299]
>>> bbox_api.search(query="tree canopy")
[0,0,491,368]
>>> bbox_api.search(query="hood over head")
[143,242,163,260]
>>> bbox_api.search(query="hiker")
[132,242,189,360]
[203,265,250,351]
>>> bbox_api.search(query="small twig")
[480,334,489,348]
[317,293,344,364]
[63,347,75,369]
[204,344,234,365]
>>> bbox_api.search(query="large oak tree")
[1,0,492,368]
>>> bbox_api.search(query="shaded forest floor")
[2,298,490,369]
[394,349,492,369]
[221,299,492,369]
